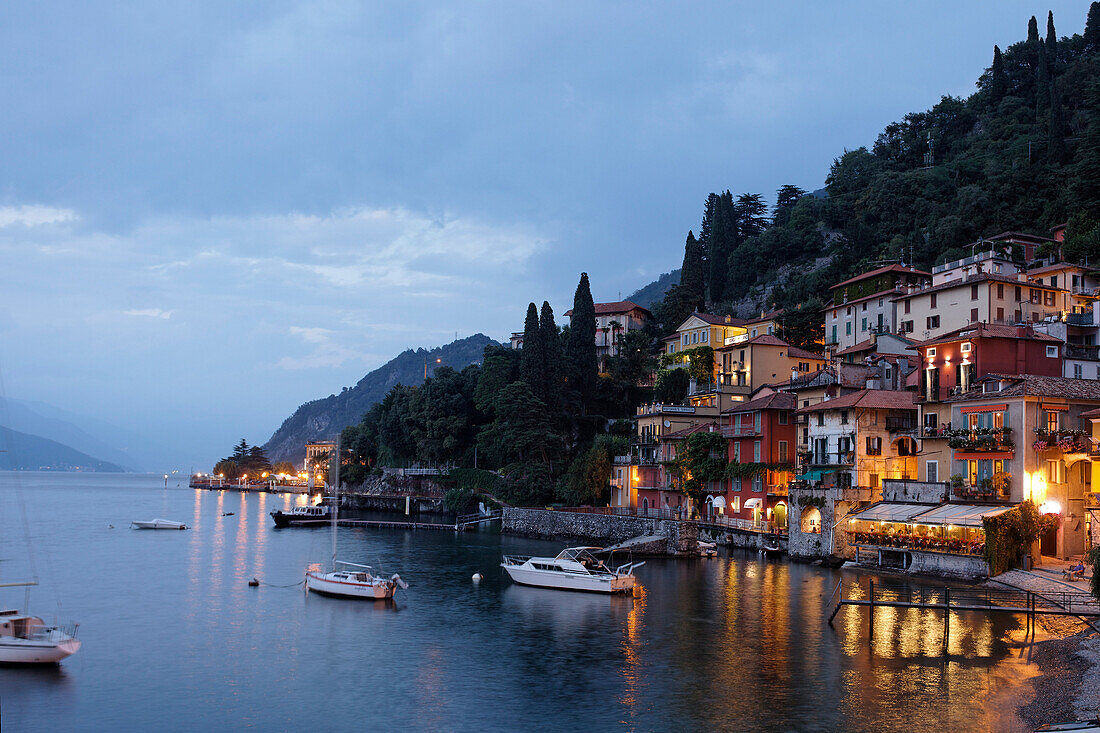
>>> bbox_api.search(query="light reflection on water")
[0,473,1040,732]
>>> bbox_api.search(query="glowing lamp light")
[1039,500,1062,515]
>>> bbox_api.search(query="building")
[719,391,797,529]
[509,332,524,349]
[713,334,828,395]
[825,265,931,351]
[304,441,336,471]
[564,300,653,364]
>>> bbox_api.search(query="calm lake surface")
[0,473,1040,732]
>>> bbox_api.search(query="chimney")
[791,367,799,383]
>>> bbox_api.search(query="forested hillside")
[653,7,1100,347]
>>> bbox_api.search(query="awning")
[710,496,727,509]
[744,498,763,509]
[910,503,1013,527]
[796,469,835,481]
[954,451,1014,460]
[850,502,934,523]
[960,404,1008,414]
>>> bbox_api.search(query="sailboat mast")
[331,438,339,570]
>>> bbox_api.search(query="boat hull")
[0,637,81,664]
[501,564,635,593]
[270,512,329,529]
[305,571,395,600]
[131,520,187,530]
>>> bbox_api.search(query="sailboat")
[304,440,407,600]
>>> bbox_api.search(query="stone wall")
[337,494,447,515]
[696,527,789,552]
[851,546,989,579]
[882,479,948,504]
[503,508,698,555]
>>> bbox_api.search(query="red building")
[913,323,1063,402]
[719,391,797,530]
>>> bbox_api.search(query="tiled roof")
[830,265,931,290]
[822,287,904,311]
[890,272,1065,301]
[741,309,784,325]
[987,231,1057,244]
[910,322,1062,348]
[783,363,877,391]
[687,312,747,326]
[1081,406,1100,418]
[835,338,876,356]
[564,300,652,318]
[662,421,721,439]
[742,334,787,347]
[1027,262,1089,276]
[946,375,1100,402]
[722,391,796,414]
[795,389,915,413]
[789,346,827,360]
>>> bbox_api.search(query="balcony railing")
[1066,344,1100,361]
[1066,312,1096,326]
[946,427,1014,452]
[885,417,915,432]
[1033,428,1092,453]
[721,426,761,438]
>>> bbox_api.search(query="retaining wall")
[503,508,698,555]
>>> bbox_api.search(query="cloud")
[0,205,77,228]
[123,308,173,319]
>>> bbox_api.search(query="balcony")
[810,451,855,466]
[922,424,952,438]
[722,425,761,438]
[946,427,1014,453]
[885,416,915,432]
[1066,344,1100,361]
[1066,312,1096,327]
[1033,428,1092,454]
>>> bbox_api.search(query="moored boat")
[500,546,642,594]
[305,561,407,600]
[270,504,330,528]
[0,610,80,664]
[131,518,187,530]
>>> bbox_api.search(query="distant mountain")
[263,334,499,463]
[0,425,125,472]
[0,398,177,472]
[626,269,680,310]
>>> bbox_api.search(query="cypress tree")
[539,300,561,414]
[1049,78,1066,164]
[1046,11,1057,65]
[566,273,598,407]
[520,302,543,397]
[706,193,735,303]
[991,46,1006,106]
[699,193,719,255]
[1074,82,1100,220]
[1036,43,1050,113]
[1087,3,1100,52]
[1028,15,1039,46]
[680,231,706,311]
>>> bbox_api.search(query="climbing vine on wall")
[982,500,1057,576]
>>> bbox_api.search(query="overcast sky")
[0,2,1088,469]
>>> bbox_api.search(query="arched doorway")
[801,506,821,534]
[773,502,788,531]
[642,497,649,515]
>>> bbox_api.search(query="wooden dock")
[828,579,1100,641]
[279,510,502,532]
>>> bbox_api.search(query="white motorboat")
[500,546,643,594]
[0,610,80,664]
[305,561,407,600]
[303,437,408,600]
[131,518,187,530]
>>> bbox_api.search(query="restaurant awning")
[795,469,835,481]
[710,496,727,509]
[849,502,935,523]
[744,498,763,509]
[909,503,1013,527]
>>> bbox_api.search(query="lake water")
[0,473,1041,732]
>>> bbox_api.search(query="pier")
[828,579,1100,642]
[279,510,502,532]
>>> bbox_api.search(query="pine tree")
[734,193,769,240]
[539,300,561,414]
[991,46,1006,105]
[1046,11,1057,65]
[1087,3,1100,52]
[520,302,543,398]
[774,184,807,225]
[566,273,598,408]
[679,231,706,311]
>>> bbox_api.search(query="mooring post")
[869,579,875,636]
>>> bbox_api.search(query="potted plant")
[950,473,965,497]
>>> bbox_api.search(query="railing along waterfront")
[543,506,785,534]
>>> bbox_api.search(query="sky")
[0,1,1090,469]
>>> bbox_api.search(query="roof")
[830,265,931,291]
[722,392,797,414]
[564,300,652,318]
[1081,407,1100,418]
[1027,262,1089,276]
[795,388,915,413]
[823,287,905,311]
[910,322,1062,348]
[789,346,827,361]
[946,375,1100,403]
[891,272,1065,301]
[662,422,721,440]
[741,309,784,325]
[835,338,876,356]
[684,312,747,327]
[741,334,787,347]
[783,363,877,391]
[987,231,1058,244]
[850,502,1013,527]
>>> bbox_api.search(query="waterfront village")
[546,228,1100,580]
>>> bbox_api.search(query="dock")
[828,579,1100,642]
[280,510,502,532]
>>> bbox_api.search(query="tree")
[540,300,562,414]
[991,46,1006,105]
[1074,81,1100,220]
[1027,15,1039,47]
[474,345,519,417]
[734,192,769,241]
[1036,43,1050,113]
[705,193,736,302]
[1046,11,1057,66]
[477,381,560,470]
[231,439,250,462]
[653,367,689,404]
[213,459,239,479]
[273,461,296,475]
[558,440,613,506]
[1087,3,1100,52]
[774,185,807,226]
[685,345,714,386]
[679,231,706,310]
[520,302,543,397]
[667,430,728,510]
[1048,77,1066,164]
[566,273,598,408]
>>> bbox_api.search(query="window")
[817,413,824,427]
[878,298,884,307]
[901,319,914,333]
[869,473,881,489]
[750,329,757,337]
[926,460,938,483]
[840,410,849,424]
[753,441,761,462]
[1046,410,1060,432]
[778,411,788,425]
[1047,459,1066,484]
[970,308,979,323]
[930,293,938,308]
[904,299,911,314]
[961,342,972,353]
[846,307,852,316]
[861,318,867,332]
[753,412,761,432]
[1076,363,1083,379]
[683,334,688,346]
[1045,291,1055,307]
[751,474,763,492]
[1050,276,1058,287]
[732,496,740,511]
[692,332,698,344]
[702,330,708,342]
[997,284,1004,299]
[971,283,979,300]
[778,441,788,463]
[927,347,937,358]
[1030,289,1040,304]
[865,436,882,455]
[846,322,852,335]
[862,302,867,312]
[923,412,938,431]
[927,315,940,329]
[1046,345,1059,358]
[997,307,1004,321]
[1015,286,1022,301]
[733,443,740,462]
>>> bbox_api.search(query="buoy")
[472,572,483,582]
[248,578,259,587]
